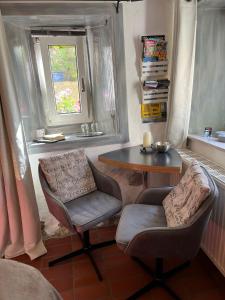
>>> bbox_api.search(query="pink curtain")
[0,13,46,260]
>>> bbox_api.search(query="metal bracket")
[116,0,121,14]
[114,0,144,14]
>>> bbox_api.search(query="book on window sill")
[33,133,65,143]
[33,137,66,144]
[43,133,65,141]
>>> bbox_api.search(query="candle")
[143,132,152,148]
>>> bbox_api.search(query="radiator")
[176,149,225,277]
[201,181,225,276]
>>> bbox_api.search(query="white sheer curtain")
[166,0,197,147]
[0,12,46,260]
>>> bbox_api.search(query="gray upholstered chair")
[0,259,62,300]
[39,160,122,281]
[116,167,218,300]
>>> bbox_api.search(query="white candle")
[143,132,152,148]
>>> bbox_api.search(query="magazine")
[142,35,167,62]
[143,79,170,89]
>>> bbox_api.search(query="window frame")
[34,35,92,127]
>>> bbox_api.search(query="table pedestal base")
[143,172,148,189]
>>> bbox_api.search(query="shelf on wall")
[142,120,167,124]
[142,87,169,103]
[141,60,168,78]
[140,35,169,123]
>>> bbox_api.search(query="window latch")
[81,78,85,92]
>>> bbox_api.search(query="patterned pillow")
[163,161,211,227]
[39,149,97,203]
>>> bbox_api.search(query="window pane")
[48,45,81,114]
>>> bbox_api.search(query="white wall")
[29,0,176,223]
[123,0,175,144]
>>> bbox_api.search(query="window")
[34,35,92,128]
[3,6,129,151]
[189,4,225,136]
[48,45,81,114]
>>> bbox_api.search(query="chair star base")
[127,257,190,300]
[48,230,115,281]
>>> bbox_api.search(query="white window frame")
[35,35,92,127]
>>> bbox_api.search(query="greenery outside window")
[34,35,92,128]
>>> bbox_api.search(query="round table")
[98,146,182,188]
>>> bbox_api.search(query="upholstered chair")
[39,159,122,281]
[116,167,218,299]
[0,259,62,300]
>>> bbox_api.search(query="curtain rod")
[30,22,108,36]
[30,20,108,32]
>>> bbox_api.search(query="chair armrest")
[136,186,173,205]
[88,160,122,201]
[38,165,74,232]
[125,224,202,260]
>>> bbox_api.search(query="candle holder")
[140,144,154,154]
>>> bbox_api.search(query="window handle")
[81,78,85,92]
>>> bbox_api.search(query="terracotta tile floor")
[14,226,225,300]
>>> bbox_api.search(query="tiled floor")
[14,226,225,300]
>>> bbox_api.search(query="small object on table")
[141,132,153,153]
[143,132,152,148]
[152,141,171,153]
[204,127,212,137]
[140,144,154,154]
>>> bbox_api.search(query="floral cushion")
[163,161,211,227]
[39,149,97,203]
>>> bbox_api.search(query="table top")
[98,146,182,174]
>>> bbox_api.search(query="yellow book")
[141,103,161,118]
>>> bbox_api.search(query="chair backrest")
[181,166,219,257]
[38,164,75,233]
[188,166,218,229]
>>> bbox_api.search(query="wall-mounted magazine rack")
[140,35,169,123]
[142,60,168,78]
